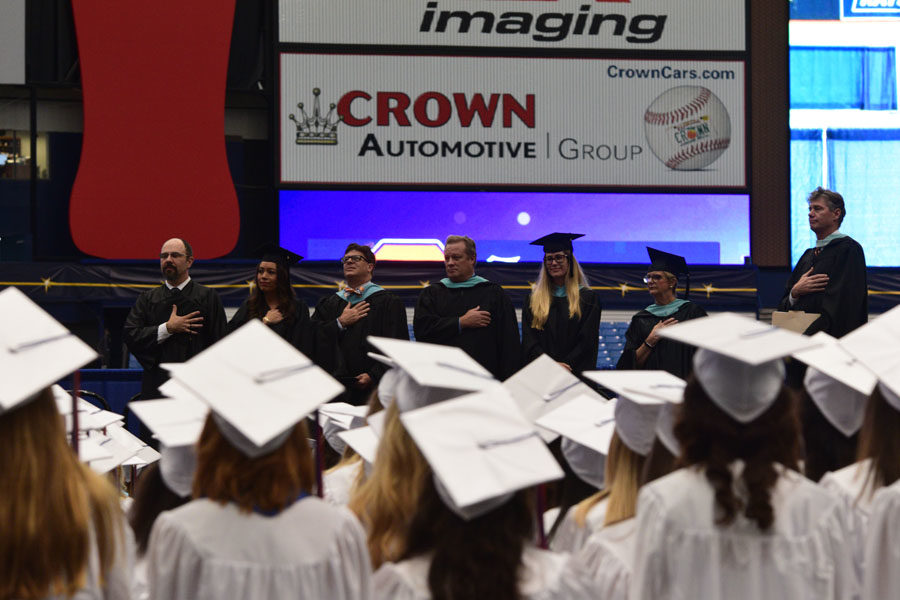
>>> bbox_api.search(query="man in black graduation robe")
[414,235,520,380]
[312,243,409,405]
[616,248,707,379]
[778,187,867,338]
[124,238,226,401]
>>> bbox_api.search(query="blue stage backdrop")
[279,190,751,266]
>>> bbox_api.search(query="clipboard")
[771,311,820,334]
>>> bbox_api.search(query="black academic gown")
[616,301,707,380]
[522,289,601,374]
[226,297,316,358]
[413,280,521,380]
[777,236,867,338]
[312,289,409,405]
[123,280,226,399]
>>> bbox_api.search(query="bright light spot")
[517,211,531,226]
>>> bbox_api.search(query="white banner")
[279,0,745,51]
[280,54,745,188]
[0,0,26,85]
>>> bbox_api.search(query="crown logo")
[289,88,342,146]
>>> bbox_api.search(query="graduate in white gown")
[862,478,900,599]
[145,320,373,600]
[0,288,133,600]
[630,343,859,600]
[372,384,595,600]
[574,400,682,600]
[551,391,662,553]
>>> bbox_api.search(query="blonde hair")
[528,253,589,330]
[348,402,431,568]
[573,431,646,528]
[0,389,124,600]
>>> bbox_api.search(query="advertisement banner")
[280,53,746,188]
[279,0,746,51]
[841,0,900,19]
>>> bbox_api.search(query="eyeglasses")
[341,255,367,265]
[159,252,185,259]
[544,254,569,265]
[643,274,666,284]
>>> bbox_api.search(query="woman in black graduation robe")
[521,235,601,374]
[616,253,706,379]
[226,256,315,357]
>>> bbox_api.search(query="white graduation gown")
[324,462,362,507]
[549,497,608,553]
[572,517,636,600]
[631,465,859,600]
[46,516,136,600]
[372,546,595,600]
[819,459,876,580]
[862,480,900,600]
[148,496,373,600]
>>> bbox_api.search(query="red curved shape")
[70,0,239,259]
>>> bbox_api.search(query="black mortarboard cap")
[529,233,585,254]
[258,244,303,268]
[646,247,690,299]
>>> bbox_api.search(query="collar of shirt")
[165,276,191,291]
[336,281,384,304]
[814,231,848,248]
[439,275,489,289]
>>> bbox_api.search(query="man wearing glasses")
[124,238,227,416]
[312,243,408,405]
[615,247,706,379]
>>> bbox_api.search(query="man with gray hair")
[414,235,520,379]
[778,187,867,337]
[124,237,227,404]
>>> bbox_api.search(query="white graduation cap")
[793,332,876,437]
[87,423,148,474]
[656,312,821,365]
[401,386,564,520]
[0,287,98,413]
[367,409,387,439]
[583,370,684,455]
[167,320,344,458]
[77,436,115,463]
[839,305,900,402]
[503,354,605,443]
[654,402,681,456]
[535,394,617,457]
[693,347,786,424]
[122,445,162,468]
[368,336,500,396]
[560,437,606,489]
[338,426,379,465]
[128,396,209,448]
[319,403,369,455]
[159,444,196,498]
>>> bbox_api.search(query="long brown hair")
[528,253,589,330]
[0,389,123,600]
[856,385,900,498]
[247,260,298,322]
[574,430,647,528]
[401,482,534,600]
[193,415,315,514]
[675,376,801,531]
[128,462,190,554]
[348,402,431,567]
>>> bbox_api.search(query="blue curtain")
[790,47,897,110]
[790,129,824,264]
[827,129,900,267]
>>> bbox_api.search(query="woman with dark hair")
[373,387,593,600]
[522,233,600,374]
[630,349,858,599]
[227,245,315,355]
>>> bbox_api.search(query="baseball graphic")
[644,86,731,171]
